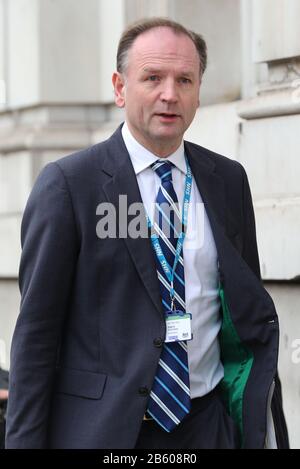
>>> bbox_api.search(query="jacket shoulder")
[185,140,244,176]
[53,139,109,173]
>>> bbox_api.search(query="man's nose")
[160,79,178,103]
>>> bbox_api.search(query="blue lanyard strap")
[147,157,193,309]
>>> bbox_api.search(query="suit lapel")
[100,126,162,315]
[185,142,227,245]
[185,142,272,320]
[185,142,245,287]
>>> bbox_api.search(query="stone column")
[0,0,126,368]
[240,0,300,117]
[238,0,300,448]
[4,0,125,108]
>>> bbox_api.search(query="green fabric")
[219,286,254,447]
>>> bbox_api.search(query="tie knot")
[151,160,173,182]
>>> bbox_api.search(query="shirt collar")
[122,122,187,176]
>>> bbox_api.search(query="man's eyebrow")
[179,71,195,78]
[142,68,195,77]
[142,68,162,74]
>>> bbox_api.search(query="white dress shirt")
[122,122,224,398]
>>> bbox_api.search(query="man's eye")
[180,78,192,84]
[147,75,159,82]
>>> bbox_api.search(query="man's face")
[113,27,201,157]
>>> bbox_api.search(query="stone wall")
[0,0,299,448]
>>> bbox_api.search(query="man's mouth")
[155,113,180,119]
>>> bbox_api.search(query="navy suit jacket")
[5,125,288,448]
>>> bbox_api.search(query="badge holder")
[164,292,192,343]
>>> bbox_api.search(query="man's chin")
[151,126,183,141]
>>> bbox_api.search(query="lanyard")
[147,158,193,310]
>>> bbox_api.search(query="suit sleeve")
[5,162,79,448]
[271,373,289,448]
[240,165,289,448]
[240,165,261,280]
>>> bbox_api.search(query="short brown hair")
[117,17,207,77]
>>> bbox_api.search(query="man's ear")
[112,72,125,108]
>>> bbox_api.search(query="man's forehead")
[129,27,198,60]
[129,27,199,66]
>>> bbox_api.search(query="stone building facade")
[0,0,299,447]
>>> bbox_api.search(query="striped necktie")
[147,160,191,432]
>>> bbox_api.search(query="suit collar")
[100,124,131,177]
[184,141,226,235]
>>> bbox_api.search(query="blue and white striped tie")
[147,160,191,432]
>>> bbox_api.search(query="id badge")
[165,310,192,343]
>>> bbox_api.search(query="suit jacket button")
[139,386,149,396]
[153,338,163,348]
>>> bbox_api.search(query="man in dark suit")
[6,17,288,449]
